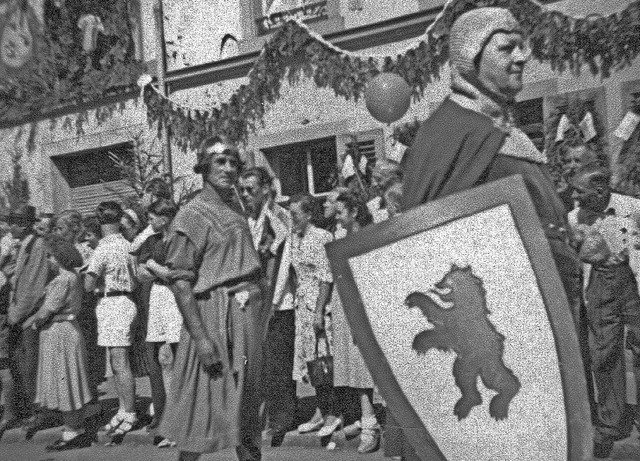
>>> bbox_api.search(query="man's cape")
[401,98,507,210]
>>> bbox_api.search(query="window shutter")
[70,181,137,216]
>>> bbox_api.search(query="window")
[51,143,136,215]
[262,136,337,197]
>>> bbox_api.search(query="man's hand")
[195,336,222,368]
[22,314,38,330]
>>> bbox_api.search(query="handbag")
[306,334,334,387]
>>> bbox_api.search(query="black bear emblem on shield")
[405,264,521,421]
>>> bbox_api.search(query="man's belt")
[194,275,259,301]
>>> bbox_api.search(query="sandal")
[358,426,381,454]
[156,437,176,448]
[112,412,137,436]
[102,412,125,435]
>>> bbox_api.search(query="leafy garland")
[543,93,608,187]
[143,0,640,151]
[0,0,145,129]
[614,95,640,196]
[391,119,422,147]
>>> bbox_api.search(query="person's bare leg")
[360,390,375,420]
[109,346,135,413]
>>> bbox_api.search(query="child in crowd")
[84,201,138,443]
[133,198,181,448]
[81,216,102,253]
[22,235,92,451]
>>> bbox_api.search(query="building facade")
[0,0,639,213]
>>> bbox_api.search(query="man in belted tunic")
[159,136,265,461]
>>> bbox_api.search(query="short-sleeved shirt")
[87,234,137,293]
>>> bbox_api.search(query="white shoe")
[297,419,324,434]
[357,426,381,453]
[317,417,343,437]
[358,417,381,454]
[343,420,362,438]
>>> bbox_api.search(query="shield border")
[325,174,592,461]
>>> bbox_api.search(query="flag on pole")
[359,155,368,174]
[579,111,597,141]
[613,111,640,141]
[341,154,356,179]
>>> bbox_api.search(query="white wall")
[2,0,639,213]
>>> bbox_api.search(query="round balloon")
[364,73,412,124]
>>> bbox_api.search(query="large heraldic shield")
[325,175,592,460]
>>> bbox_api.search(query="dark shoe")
[593,439,614,459]
[46,433,92,451]
[270,430,286,448]
[23,413,47,440]
[146,416,160,432]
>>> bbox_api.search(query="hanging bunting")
[142,0,640,151]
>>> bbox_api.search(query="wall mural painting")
[0,0,145,125]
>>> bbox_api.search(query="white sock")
[361,416,378,429]
[62,429,84,441]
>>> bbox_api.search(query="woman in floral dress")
[289,194,340,437]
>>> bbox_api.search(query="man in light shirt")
[569,164,640,458]
[239,167,295,447]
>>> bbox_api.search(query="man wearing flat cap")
[159,136,266,461]
[400,6,586,460]
[0,205,49,437]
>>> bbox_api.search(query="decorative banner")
[142,0,640,151]
[1,0,145,128]
[614,111,640,141]
[0,0,44,78]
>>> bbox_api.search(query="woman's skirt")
[292,292,333,383]
[146,284,183,343]
[34,320,92,412]
[332,294,374,389]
